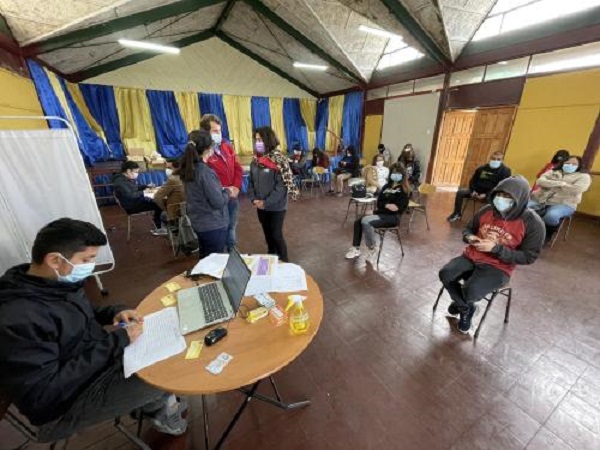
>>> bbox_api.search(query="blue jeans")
[195,227,227,259]
[227,197,239,250]
[528,200,575,226]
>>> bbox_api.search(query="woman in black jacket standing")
[248,127,298,262]
[345,163,410,262]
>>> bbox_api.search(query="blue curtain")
[59,78,109,165]
[315,98,329,150]
[137,170,167,187]
[251,96,271,130]
[198,93,229,140]
[26,60,69,129]
[342,91,364,152]
[283,98,309,152]
[146,90,188,158]
[80,84,125,159]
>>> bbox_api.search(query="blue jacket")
[184,161,230,232]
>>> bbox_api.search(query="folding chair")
[300,167,326,198]
[114,196,152,242]
[406,183,435,232]
[433,285,512,339]
[166,202,187,256]
[549,215,573,248]
[374,222,405,266]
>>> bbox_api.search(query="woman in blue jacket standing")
[248,127,298,262]
[180,130,230,259]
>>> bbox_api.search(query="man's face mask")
[493,196,514,213]
[211,133,222,146]
[489,159,502,169]
[55,254,95,283]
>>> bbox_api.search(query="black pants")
[452,188,473,216]
[38,361,166,442]
[257,209,288,262]
[438,256,509,313]
[195,227,227,260]
[125,199,163,228]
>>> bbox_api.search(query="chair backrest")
[419,183,436,195]
[314,166,326,175]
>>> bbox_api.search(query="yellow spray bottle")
[285,295,309,335]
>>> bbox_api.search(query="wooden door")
[459,107,516,187]
[431,110,476,187]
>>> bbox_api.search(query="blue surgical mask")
[493,196,514,213]
[562,163,577,174]
[489,160,502,169]
[55,254,95,283]
[211,133,222,146]
[255,141,265,154]
[390,173,403,182]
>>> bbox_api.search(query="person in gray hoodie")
[180,130,231,259]
[439,176,545,334]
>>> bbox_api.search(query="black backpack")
[177,214,199,256]
[351,183,367,199]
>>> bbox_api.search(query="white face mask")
[165,168,173,177]
[131,171,139,180]
[376,161,384,167]
[55,254,95,283]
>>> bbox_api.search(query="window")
[367,87,388,100]
[529,41,600,74]
[414,74,445,92]
[387,81,414,96]
[484,57,529,81]
[450,67,485,86]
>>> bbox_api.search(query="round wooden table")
[135,272,323,449]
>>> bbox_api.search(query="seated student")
[345,163,410,262]
[372,143,392,167]
[439,176,545,333]
[397,144,421,192]
[363,154,390,195]
[310,147,330,179]
[288,143,308,178]
[331,145,360,196]
[529,156,591,242]
[447,151,512,222]
[112,161,166,236]
[532,149,570,192]
[153,159,185,224]
[0,218,187,441]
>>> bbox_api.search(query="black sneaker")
[447,302,460,316]
[458,304,477,334]
[447,213,462,223]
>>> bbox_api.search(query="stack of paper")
[123,307,187,378]
[190,253,230,278]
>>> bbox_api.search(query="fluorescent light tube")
[118,39,180,54]
[359,25,403,41]
[293,62,328,71]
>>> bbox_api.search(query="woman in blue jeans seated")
[345,163,410,262]
[528,156,591,243]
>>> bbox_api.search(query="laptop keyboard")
[200,283,228,323]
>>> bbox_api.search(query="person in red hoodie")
[439,176,545,334]
[200,114,243,251]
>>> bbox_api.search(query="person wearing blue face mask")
[0,218,188,441]
[529,156,592,243]
[447,151,512,223]
[345,163,410,262]
[439,176,545,334]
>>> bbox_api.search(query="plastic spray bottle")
[285,295,309,335]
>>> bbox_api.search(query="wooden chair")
[114,195,152,242]
[433,285,512,339]
[374,222,405,266]
[549,215,573,248]
[406,183,435,232]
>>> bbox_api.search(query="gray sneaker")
[148,396,188,436]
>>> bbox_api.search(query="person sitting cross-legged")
[0,218,187,442]
[345,163,410,263]
[438,176,545,334]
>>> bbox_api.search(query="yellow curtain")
[300,98,317,150]
[115,87,156,156]
[326,95,344,152]
[269,97,286,150]
[223,95,253,156]
[66,82,107,143]
[175,91,200,135]
[45,69,77,135]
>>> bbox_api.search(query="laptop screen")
[222,249,252,312]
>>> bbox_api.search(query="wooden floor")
[2,191,600,450]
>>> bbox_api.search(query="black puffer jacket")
[0,265,129,425]
[112,173,147,210]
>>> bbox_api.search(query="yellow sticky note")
[160,294,177,307]
[185,341,203,360]
[165,282,181,292]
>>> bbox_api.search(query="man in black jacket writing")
[0,218,186,441]
[447,151,512,222]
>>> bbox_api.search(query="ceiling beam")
[243,0,365,86]
[379,0,451,68]
[215,30,319,97]
[22,0,224,57]
[70,29,215,82]
[215,0,237,31]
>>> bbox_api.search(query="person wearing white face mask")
[439,176,545,334]
[0,218,188,440]
[112,161,165,235]
[529,155,592,243]
[363,154,389,195]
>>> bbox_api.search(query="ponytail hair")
[179,130,213,182]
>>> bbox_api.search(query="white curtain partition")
[0,127,114,275]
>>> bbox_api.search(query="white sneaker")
[345,247,361,259]
[365,246,378,263]
[151,227,168,236]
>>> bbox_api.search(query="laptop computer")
[177,248,251,335]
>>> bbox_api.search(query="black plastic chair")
[433,285,512,339]
[374,224,405,266]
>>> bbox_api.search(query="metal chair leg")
[376,231,385,266]
[424,207,431,231]
[396,230,405,257]
[126,216,131,242]
[433,286,445,311]
[564,216,573,241]
[343,199,353,226]
[504,288,512,323]
[474,291,499,340]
